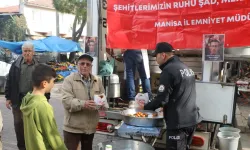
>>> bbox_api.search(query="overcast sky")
[0,0,19,7]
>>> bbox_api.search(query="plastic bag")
[94,93,109,110]
[135,93,149,108]
[99,58,115,76]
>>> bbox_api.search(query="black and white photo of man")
[85,37,98,57]
[203,34,224,62]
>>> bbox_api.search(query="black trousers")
[166,125,196,150]
[64,130,95,150]
[12,107,25,150]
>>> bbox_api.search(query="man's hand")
[84,100,96,110]
[6,100,12,110]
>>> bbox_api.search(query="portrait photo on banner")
[85,37,98,57]
[203,34,225,62]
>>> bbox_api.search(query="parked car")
[0,61,10,93]
[0,49,18,93]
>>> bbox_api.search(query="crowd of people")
[2,41,201,150]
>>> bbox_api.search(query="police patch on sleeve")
[158,85,165,92]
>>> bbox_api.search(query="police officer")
[140,42,202,150]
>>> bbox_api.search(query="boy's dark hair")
[32,64,57,87]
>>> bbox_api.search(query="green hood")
[20,93,47,116]
[20,92,67,150]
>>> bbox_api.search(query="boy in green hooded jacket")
[21,64,67,150]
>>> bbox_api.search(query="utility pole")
[56,11,59,36]
[86,0,99,75]
[55,11,60,62]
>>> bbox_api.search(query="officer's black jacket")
[144,56,202,129]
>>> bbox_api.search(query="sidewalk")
[236,101,250,150]
[51,82,63,97]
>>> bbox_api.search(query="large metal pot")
[94,140,155,150]
[121,109,164,127]
[108,74,120,98]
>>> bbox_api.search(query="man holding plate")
[61,54,108,150]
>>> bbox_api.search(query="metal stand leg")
[141,136,147,142]
[210,123,220,149]
[141,136,158,146]
[103,76,111,106]
[151,137,158,146]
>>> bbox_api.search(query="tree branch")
[72,15,78,41]
[76,17,85,34]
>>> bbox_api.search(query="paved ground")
[235,97,250,150]
[236,101,250,133]
[0,83,250,150]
